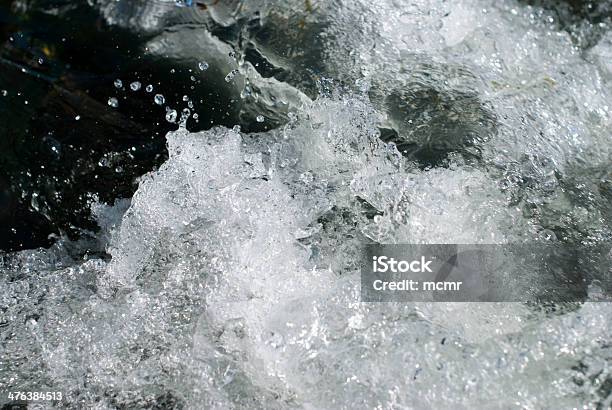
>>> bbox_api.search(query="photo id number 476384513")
[7,391,63,401]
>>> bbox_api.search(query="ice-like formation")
[1,0,611,408]
[249,0,611,247]
[1,93,610,408]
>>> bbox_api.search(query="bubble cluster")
[224,69,240,82]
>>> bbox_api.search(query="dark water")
[0,0,255,251]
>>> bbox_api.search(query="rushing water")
[1,0,611,408]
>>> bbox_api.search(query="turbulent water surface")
[1,0,611,408]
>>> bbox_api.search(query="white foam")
[2,0,611,408]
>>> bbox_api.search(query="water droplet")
[114,79,123,89]
[75,115,81,121]
[166,109,178,123]
[154,94,165,105]
[179,108,191,124]
[256,115,265,123]
[225,69,240,82]
[108,97,119,108]
[198,61,209,71]
[241,85,252,99]
[145,84,154,93]
[30,193,40,212]
[130,81,142,91]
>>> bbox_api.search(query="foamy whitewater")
[1,0,611,408]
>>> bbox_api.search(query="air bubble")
[130,81,142,91]
[154,94,165,105]
[166,109,177,123]
[198,61,209,71]
[114,79,123,89]
[107,97,119,108]
[180,108,191,124]
[145,84,154,93]
[256,115,265,123]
